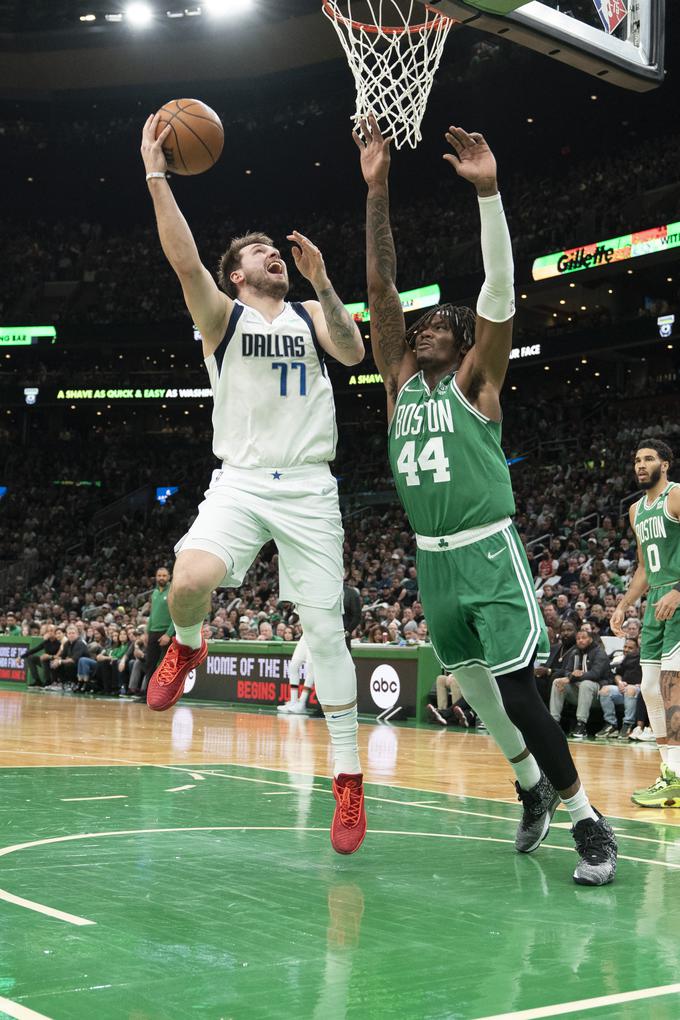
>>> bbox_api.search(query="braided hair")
[404,303,476,361]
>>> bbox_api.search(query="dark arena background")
[1,2,679,1018]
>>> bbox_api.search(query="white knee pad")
[296,601,356,707]
[455,664,526,761]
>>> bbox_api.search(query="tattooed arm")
[290,230,364,366]
[354,115,416,424]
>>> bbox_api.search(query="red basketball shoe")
[146,638,208,712]
[331,773,367,855]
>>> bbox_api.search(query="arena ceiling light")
[203,0,253,16]
[126,3,154,26]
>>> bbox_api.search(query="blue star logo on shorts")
[272,471,282,480]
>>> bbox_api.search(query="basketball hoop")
[322,1,456,149]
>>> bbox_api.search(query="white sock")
[641,664,666,755]
[325,705,360,777]
[513,754,542,791]
[288,686,299,704]
[666,746,680,775]
[173,622,203,650]
[658,743,670,764]
[299,687,310,705]
[562,786,598,825]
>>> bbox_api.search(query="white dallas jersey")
[204,299,338,469]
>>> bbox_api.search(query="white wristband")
[146,171,168,181]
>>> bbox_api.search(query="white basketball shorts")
[174,463,344,610]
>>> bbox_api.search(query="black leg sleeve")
[496,660,578,792]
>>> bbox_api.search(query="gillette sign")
[532,221,680,281]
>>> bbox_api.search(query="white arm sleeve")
[476,192,515,324]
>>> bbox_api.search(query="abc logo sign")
[369,664,400,710]
[182,668,197,696]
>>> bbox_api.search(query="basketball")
[155,98,224,175]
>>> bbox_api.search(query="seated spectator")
[128,627,149,699]
[549,628,612,739]
[115,626,135,695]
[4,612,21,635]
[386,622,405,646]
[597,637,642,739]
[427,672,477,728]
[47,623,88,690]
[21,623,61,687]
[415,621,430,643]
[534,620,577,704]
[74,623,107,692]
[257,621,276,641]
[94,626,130,695]
[366,624,385,644]
[622,618,642,642]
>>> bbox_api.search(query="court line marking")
[0,888,94,927]
[0,995,55,1020]
[4,751,680,832]
[60,795,127,802]
[1,821,678,929]
[191,769,680,851]
[474,980,680,1019]
[165,785,196,793]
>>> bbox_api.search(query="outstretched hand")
[140,112,172,176]
[443,126,497,196]
[287,230,329,290]
[353,113,392,188]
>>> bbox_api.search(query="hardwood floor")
[1,688,677,825]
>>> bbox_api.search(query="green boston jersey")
[388,371,516,536]
[633,482,680,586]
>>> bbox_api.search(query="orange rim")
[322,1,456,35]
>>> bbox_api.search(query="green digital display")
[345,284,440,323]
[0,326,57,346]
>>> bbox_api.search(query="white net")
[323,1,456,150]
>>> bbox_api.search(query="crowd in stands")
[2,381,678,738]
[3,124,679,327]
[2,44,679,326]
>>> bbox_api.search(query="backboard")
[425,0,665,90]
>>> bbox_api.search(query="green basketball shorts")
[416,518,548,675]
[640,581,680,671]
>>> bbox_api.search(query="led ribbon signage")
[532,221,680,281]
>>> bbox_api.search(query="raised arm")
[354,116,416,422]
[140,113,230,356]
[445,128,514,418]
[287,230,364,367]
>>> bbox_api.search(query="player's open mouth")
[267,261,284,276]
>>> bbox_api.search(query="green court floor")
[1,764,679,1020]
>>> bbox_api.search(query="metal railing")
[526,533,552,551]
[620,490,643,518]
[575,512,600,535]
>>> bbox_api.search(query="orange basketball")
[155,98,224,176]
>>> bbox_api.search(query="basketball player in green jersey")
[611,439,680,806]
[355,115,617,885]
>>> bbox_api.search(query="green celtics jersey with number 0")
[633,483,680,586]
[388,372,516,535]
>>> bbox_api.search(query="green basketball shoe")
[631,763,680,808]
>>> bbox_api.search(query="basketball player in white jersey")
[140,113,367,854]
